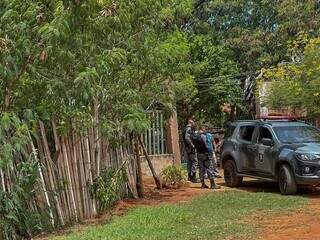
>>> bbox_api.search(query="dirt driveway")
[234,180,320,240]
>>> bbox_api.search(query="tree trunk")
[138,137,162,190]
[134,136,144,198]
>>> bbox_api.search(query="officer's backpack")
[182,126,194,146]
[192,133,208,153]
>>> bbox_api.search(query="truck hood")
[289,142,320,154]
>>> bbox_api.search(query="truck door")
[254,126,275,176]
[237,124,256,172]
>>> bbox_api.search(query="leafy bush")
[161,165,187,189]
[0,159,49,240]
[0,113,50,239]
[90,166,127,213]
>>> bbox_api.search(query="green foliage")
[177,0,320,124]
[1,0,194,134]
[90,166,127,213]
[192,0,320,71]
[0,158,49,240]
[122,107,150,134]
[262,37,320,117]
[0,113,31,168]
[0,113,46,239]
[161,165,186,188]
[50,191,306,240]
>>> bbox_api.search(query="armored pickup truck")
[221,119,320,195]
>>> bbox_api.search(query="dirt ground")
[111,176,226,216]
[241,181,320,240]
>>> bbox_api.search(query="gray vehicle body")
[221,120,320,186]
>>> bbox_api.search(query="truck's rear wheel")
[279,164,297,195]
[224,160,243,187]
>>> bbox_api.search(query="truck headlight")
[296,153,319,161]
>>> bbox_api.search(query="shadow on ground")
[218,178,320,197]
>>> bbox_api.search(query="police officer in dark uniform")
[193,126,221,189]
[183,119,197,183]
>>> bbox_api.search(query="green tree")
[262,37,320,118]
[0,0,194,237]
[176,0,320,125]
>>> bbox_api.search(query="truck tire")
[278,164,297,195]
[224,160,243,187]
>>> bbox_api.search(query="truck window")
[258,127,273,143]
[239,125,255,142]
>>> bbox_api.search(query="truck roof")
[231,120,311,127]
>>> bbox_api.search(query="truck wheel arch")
[222,155,235,169]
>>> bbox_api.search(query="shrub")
[161,165,187,189]
[0,159,50,240]
[90,166,127,213]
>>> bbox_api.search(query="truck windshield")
[273,126,320,144]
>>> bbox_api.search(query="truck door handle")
[247,146,256,151]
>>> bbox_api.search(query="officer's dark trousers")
[184,148,197,175]
[198,153,215,181]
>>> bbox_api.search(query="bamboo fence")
[0,120,138,228]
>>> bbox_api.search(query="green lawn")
[51,191,306,240]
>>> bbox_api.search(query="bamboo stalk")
[52,121,71,223]
[0,169,6,193]
[28,130,55,226]
[88,128,96,179]
[78,135,89,219]
[66,135,79,220]
[81,136,93,217]
[72,132,83,221]
[39,121,65,225]
[93,100,101,176]
[61,136,78,221]
[85,135,97,216]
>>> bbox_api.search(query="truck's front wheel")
[224,160,243,187]
[279,164,297,195]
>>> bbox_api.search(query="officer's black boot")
[188,172,192,181]
[210,179,221,190]
[190,172,198,183]
[201,179,209,189]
